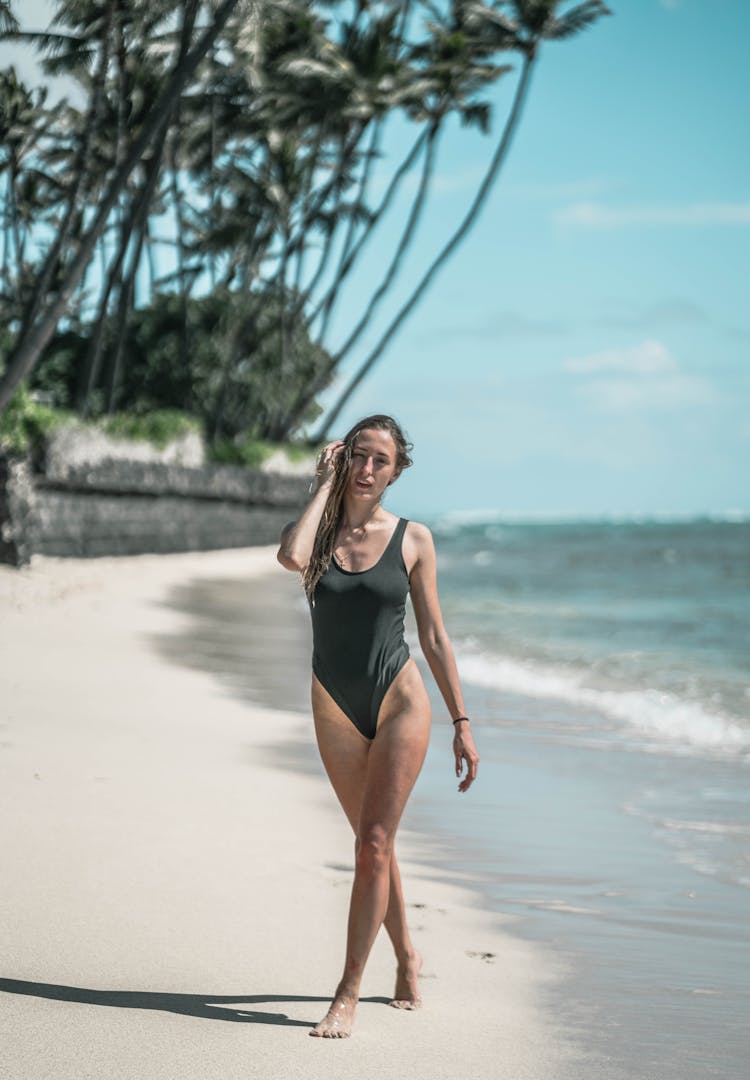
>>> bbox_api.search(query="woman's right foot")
[309,994,357,1038]
[390,950,422,1009]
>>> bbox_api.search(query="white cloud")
[564,340,677,375]
[565,340,718,413]
[555,201,750,228]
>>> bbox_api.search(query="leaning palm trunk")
[107,211,150,413]
[313,52,535,442]
[77,216,132,414]
[169,135,192,389]
[107,150,164,413]
[76,152,162,414]
[324,119,441,363]
[5,161,19,305]
[16,0,115,345]
[279,121,369,274]
[303,126,429,335]
[313,118,383,343]
[0,0,241,413]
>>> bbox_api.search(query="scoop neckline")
[332,517,403,575]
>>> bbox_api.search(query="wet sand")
[1,548,592,1079]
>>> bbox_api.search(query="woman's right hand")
[314,440,345,489]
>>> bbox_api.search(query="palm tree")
[312,0,611,439]
[1,0,610,443]
[0,0,243,413]
[0,69,49,309]
[0,1,17,35]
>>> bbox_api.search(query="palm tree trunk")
[312,53,535,441]
[273,125,433,442]
[107,211,149,414]
[8,158,21,300]
[290,128,328,301]
[144,219,157,294]
[16,0,115,343]
[303,126,428,332]
[77,191,140,414]
[313,117,382,342]
[280,122,368,271]
[106,147,164,412]
[0,0,241,414]
[169,133,191,386]
[1,174,10,297]
[277,221,291,405]
[325,119,440,361]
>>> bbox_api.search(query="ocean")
[160,516,750,1079]
[410,516,750,1080]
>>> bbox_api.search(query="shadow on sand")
[0,978,389,1027]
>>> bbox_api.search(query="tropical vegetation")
[0,0,610,455]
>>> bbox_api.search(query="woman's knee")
[355,824,393,876]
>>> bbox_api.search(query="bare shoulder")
[404,519,433,546]
[403,519,435,575]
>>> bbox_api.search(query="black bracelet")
[452,716,470,725]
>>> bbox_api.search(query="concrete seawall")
[0,454,310,566]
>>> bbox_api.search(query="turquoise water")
[409,517,750,1079]
[428,516,750,759]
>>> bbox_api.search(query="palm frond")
[545,1,612,40]
[0,0,19,36]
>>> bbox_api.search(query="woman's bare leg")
[386,855,423,1009]
[310,663,430,1036]
[313,677,422,987]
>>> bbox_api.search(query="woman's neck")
[339,499,383,532]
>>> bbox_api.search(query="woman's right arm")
[276,440,343,572]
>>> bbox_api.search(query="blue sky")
[316,0,750,519]
[4,1,749,519]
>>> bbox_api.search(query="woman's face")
[347,428,400,501]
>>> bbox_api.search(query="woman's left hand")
[453,722,479,793]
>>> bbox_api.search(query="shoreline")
[1,548,591,1079]
[139,544,750,1080]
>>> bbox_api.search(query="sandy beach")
[1,547,586,1080]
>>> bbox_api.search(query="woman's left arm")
[407,523,479,793]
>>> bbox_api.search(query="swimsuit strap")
[385,517,408,569]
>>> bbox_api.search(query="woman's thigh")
[360,691,432,842]
[361,660,431,841]
[312,659,431,835]
[312,673,370,830]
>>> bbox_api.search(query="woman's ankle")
[334,978,360,1003]
[396,946,420,969]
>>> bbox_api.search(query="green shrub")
[0,389,313,473]
[98,409,202,449]
[209,435,315,469]
[209,436,275,468]
[0,386,74,458]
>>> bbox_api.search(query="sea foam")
[455,645,750,760]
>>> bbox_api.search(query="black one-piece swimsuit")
[310,517,411,740]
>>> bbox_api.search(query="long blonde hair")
[302,414,413,603]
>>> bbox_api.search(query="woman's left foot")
[310,994,357,1037]
[389,950,422,1009]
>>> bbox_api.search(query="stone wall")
[0,453,311,566]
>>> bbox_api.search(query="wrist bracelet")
[452,716,470,725]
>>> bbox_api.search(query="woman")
[277,414,479,1038]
